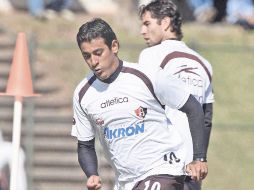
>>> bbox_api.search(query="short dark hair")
[77,18,118,49]
[139,0,183,40]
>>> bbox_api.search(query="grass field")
[204,126,254,190]
[1,11,253,190]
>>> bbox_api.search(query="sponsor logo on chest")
[104,122,145,140]
[100,97,128,108]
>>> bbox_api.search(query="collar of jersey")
[99,59,123,84]
[162,39,183,45]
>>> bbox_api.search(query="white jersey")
[139,40,214,164]
[72,60,190,190]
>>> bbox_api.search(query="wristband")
[194,157,207,162]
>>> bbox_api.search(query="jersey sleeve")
[203,60,214,104]
[154,69,190,109]
[71,87,95,141]
[204,82,214,103]
[138,48,158,72]
[138,49,148,66]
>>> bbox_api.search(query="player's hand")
[87,175,102,190]
[185,161,208,181]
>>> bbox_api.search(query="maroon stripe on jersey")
[121,66,164,109]
[78,75,97,103]
[160,51,212,82]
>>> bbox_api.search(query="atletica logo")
[177,74,203,88]
[104,123,145,140]
[101,97,128,108]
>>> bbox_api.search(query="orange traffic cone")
[0,32,39,190]
[0,32,38,98]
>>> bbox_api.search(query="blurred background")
[0,0,253,190]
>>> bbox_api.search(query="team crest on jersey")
[95,118,104,127]
[134,106,147,119]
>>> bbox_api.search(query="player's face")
[140,11,165,46]
[80,37,119,80]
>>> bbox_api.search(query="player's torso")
[81,64,185,180]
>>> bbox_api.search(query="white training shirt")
[72,60,190,190]
[138,40,214,164]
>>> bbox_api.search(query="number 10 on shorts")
[144,180,161,190]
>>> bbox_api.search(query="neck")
[163,31,178,41]
[165,37,179,41]
[102,59,123,83]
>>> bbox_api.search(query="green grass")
[207,51,254,125]
[203,126,254,190]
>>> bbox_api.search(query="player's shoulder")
[180,43,213,73]
[140,44,161,57]
[122,60,158,80]
[183,43,212,64]
[73,72,94,97]
[122,60,138,67]
[138,44,164,70]
[191,50,213,73]
[122,60,145,71]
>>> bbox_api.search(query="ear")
[161,17,171,31]
[111,40,119,54]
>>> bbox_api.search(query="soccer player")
[138,1,214,190]
[71,18,208,190]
